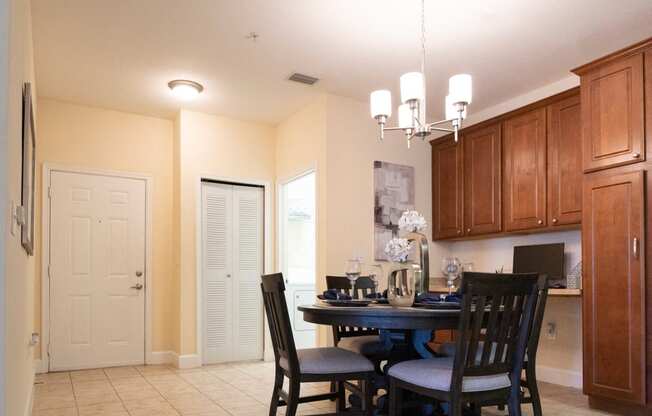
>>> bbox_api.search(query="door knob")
[135,271,143,277]
[537,219,543,225]
[633,153,641,159]
[130,283,144,290]
[552,218,558,224]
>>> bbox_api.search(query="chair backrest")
[260,273,299,372]
[525,275,549,364]
[450,272,542,389]
[326,276,379,342]
[326,275,375,299]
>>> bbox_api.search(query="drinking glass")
[367,264,383,295]
[441,257,461,295]
[345,259,362,294]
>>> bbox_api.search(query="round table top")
[298,302,461,330]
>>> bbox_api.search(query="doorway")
[279,171,317,348]
[46,170,147,371]
[201,181,264,364]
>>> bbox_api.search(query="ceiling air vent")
[288,73,319,85]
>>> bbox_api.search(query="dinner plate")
[322,299,373,307]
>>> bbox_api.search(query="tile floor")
[33,361,622,416]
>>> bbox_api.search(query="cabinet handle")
[633,153,641,159]
[457,229,462,235]
[537,219,543,225]
[466,228,471,233]
[552,218,558,224]
[633,237,639,259]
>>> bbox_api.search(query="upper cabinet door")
[503,108,547,231]
[432,137,463,240]
[463,123,502,236]
[581,53,645,172]
[548,94,582,226]
[582,170,645,404]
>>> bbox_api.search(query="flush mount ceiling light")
[168,79,204,100]
[370,0,473,148]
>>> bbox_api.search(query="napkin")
[318,289,351,300]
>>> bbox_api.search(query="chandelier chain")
[421,0,426,77]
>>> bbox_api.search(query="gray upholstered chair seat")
[338,335,389,357]
[388,357,511,393]
[280,347,374,375]
[439,341,526,362]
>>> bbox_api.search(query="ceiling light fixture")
[370,0,473,148]
[168,79,204,100]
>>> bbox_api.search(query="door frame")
[196,174,273,364]
[277,168,318,347]
[41,163,154,372]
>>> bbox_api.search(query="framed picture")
[373,161,414,261]
[21,82,36,256]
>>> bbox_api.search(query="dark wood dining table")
[298,302,461,331]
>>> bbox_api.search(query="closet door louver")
[233,187,264,361]
[202,183,234,363]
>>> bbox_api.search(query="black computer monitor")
[513,243,565,280]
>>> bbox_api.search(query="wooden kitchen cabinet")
[582,169,646,404]
[503,107,547,231]
[463,123,502,236]
[547,94,582,226]
[432,137,463,239]
[575,53,645,172]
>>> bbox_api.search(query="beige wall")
[324,94,447,279]
[4,0,37,414]
[176,109,276,355]
[35,99,176,354]
[0,0,7,408]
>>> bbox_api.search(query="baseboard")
[34,359,48,374]
[176,353,201,369]
[148,351,201,369]
[24,370,35,416]
[536,364,582,388]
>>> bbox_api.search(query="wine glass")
[345,258,362,294]
[441,257,461,295]
[367,264,383,295]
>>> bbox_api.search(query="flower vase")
[387,262,415,307]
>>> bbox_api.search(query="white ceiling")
[32,0,652,124]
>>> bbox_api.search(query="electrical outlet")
[546,322,557,340]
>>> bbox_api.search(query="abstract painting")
[373,161,414,261]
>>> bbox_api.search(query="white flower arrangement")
[398,210,427,233]
[384,237,413,263]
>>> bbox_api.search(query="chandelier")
[369,0,472,148]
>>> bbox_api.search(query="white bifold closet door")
[202,181,264,364]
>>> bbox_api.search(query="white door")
[279,172,316,349]
[202,182,264,364]
[49,171,146,371]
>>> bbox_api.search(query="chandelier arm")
[430,127,456,133]
[427,118,457,128]
[383,126,410,132]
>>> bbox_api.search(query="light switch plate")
[10,201,17,236]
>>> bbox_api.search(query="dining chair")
[438,274,550,416]
[387,272,542,416]
[326,275,392,368]
[261,273,376,416]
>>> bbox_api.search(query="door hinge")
[47,264,52,279]
[48,187,52,199]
